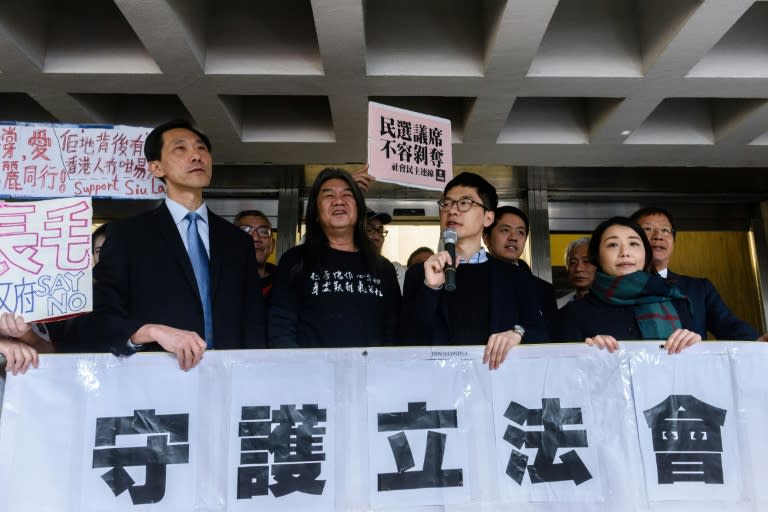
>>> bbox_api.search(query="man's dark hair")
[234,209,271,227]
[304,167,378,271]
[406,247,434,267]
[629,207,677,239]
[443,172,498,211]
[144,119,211,161]
[483,205,529,238]
[92,223,108,252]
[588,216,654,274]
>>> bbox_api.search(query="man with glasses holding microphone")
[235,210,276,298]
[400,172,548,369]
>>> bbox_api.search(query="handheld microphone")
[443,228,457,292]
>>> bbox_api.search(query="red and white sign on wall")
[1,122,165,199]
[367,102,453,191]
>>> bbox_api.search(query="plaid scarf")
[591,271,691,340]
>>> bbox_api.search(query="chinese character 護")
[238,404,327,499]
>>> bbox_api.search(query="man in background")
[630,206,764,340]
[365,208,407,290]
[482,205,558,336]
[234,210,276,297]
[557,236,595,308]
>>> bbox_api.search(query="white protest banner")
[1,122,165,199]
[730,343,768,504]
[491,346,622,504]
[367,102,452,190]
[1,343,767,512]
[80,360,201,512]
[630,346,743,503]
[228,362,336,512]
[367,359,471,508]
[0,197,92,322]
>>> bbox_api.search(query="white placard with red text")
[0,197,92,322]
[1,123,165,199]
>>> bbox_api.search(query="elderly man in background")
[557,236,596,308]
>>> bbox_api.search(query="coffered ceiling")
[1,0,768,172]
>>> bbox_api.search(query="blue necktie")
[185,212,213,348]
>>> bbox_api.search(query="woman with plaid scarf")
[556,217,701,354]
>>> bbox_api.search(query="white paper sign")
[0,122,165,199]
[491,354,609,503]
[0,197,93,321]
[630,348,743,503]
[1,345,765,512]
[228,362,336,512]
[367,359,471,508]
[80,358,200,511]
[367,102,453,190]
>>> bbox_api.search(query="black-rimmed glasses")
[366,226,389,238]
[436,198,487,212]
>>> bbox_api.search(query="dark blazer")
[667,270,758,340]
[399,255,549,345]
[83,203,266,355]
[556,293,696,342]
[517,259,559,338]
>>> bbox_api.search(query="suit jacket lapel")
[207,209,224,303]
[155,203,202,302]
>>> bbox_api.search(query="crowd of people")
[1,119,765,376]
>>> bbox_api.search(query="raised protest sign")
[0,197,92,322]
[1,122,165,199]
[2,343,767,511]
[367,102,452,190]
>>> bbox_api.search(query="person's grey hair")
[564,236,591,266]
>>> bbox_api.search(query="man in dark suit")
[630,207,764,341]
[400,172,547,370]
[85,120,265,369]
[482,205,558,337]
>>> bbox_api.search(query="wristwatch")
[512,324,526,339]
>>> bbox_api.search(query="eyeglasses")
[366,226,388,238]
[240,225,272,238]
[436,198,488,212]
[641,225,674,237]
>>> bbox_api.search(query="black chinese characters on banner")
[502,398,592,486]
[238,404,327,499]
[377,401,463,491]
[644,394,727,485]
[91,409,189,505]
